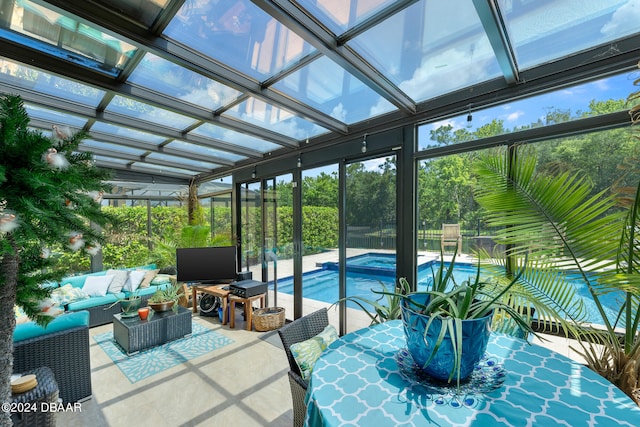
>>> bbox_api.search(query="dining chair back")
[441,223,462,253]
[278,308,329,427]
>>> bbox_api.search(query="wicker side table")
[11,366,59,427]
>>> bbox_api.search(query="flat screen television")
[176,246,238,284]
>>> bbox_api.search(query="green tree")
[276,180,294,207]
[0,95,112,426]
[346,161,396,227]
[418,155,475,229]
[302,171,338,207]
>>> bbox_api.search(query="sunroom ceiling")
[0,0,639,193]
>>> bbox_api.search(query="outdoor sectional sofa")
[52,264,173,327]
[13,310,92,404]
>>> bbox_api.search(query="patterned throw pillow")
[316,324,339,347]
[50,284,88,305]
[150,274,173,286]
[290,325,339,382]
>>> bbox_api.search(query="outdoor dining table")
[305,320,640,427]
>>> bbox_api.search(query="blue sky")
[423,70,637,147]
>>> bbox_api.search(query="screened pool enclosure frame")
[1,0,639,327]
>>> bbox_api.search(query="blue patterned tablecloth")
[305,320,640,427]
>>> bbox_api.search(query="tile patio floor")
[58,309,293,427]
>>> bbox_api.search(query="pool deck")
[251,249,587,364]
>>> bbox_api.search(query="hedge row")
[57,204,339,274]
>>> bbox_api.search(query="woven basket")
[253,307,286,332]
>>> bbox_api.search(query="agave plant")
[472,139,640,403]
[332,277,410,325]
[339,247,580,385]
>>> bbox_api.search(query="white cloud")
[601,0,640,36]
[430,118,457,130]
[330,103,347,122]
[505,111,524,122]
[592,79,610,91]
[398,40,495,102]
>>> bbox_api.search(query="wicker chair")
[14,324,92,404]
[278,308,329,427]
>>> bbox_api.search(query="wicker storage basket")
[253,307,286,332]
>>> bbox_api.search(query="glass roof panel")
[81,140,146,156]
[0,58,105,107]
[273,56,396,124]
[127,53,242,111]
[105,95,198,130]
[222,97,328,139]
[348,0,501,103]
[165,140,247,162]
[4,0,137,76]
[23,104,88,128]
[199,177,233,194]
[90,0,171,27]
[145,152,219,169]
[163,0,315,81]
[127,161,196,177]
[105,181,189,198]
[93,155,129,165]
[296,0,397,35]
[191,123,282,153]
[417,72,632,151]
[498,0,640,69]
[90,122,166,144]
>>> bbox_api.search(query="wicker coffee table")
[113,306,192,355]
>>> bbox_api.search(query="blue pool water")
[272,253,622,325]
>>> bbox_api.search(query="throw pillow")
[82,275,115,297]
[316,324,339,347]
[50,284,88,305]
[290,324,339,382]
[291,336,324,382]
[106,269,129,293]
[150,274,173,286]
[139,269,159,289]
[123,270,146,292]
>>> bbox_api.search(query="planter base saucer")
[119,311,139,318]
[396,348,506,407]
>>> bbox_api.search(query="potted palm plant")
[472,134,640,403]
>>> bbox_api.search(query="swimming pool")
[272,252,622,325]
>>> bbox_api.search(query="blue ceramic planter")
[401,293,493,382]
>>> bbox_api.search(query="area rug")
[94,322,234,383]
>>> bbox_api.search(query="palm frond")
[473,145,624,334]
